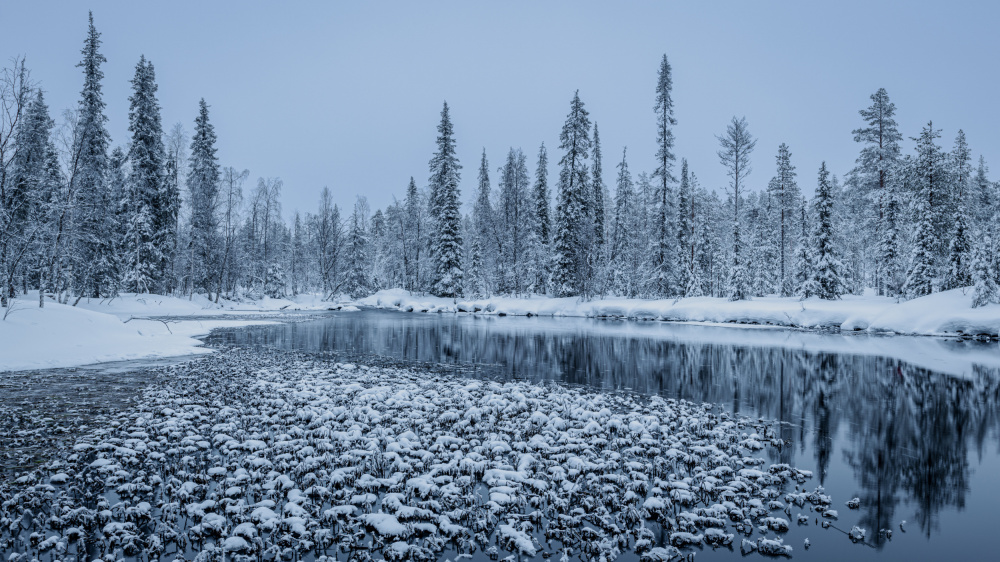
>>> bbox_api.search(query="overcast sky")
[2,1,998,219]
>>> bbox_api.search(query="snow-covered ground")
[0,298,281,371]
[358,287,1000,338]
[0,291,347,372]
[0,349,839,560]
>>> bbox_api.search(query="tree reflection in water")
[209,311,1000,545]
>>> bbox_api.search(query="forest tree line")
[2,15,999,309]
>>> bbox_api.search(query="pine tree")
[852,88,902,296]
[472,149,493,295]
[880,192,901,296]
[676,159,693,292]
[7,90,59,304]
[808,163,845,299]
[552,91,592,297]
[971,234,998,308]
[403,177,422,292]
[944,212,971,290]
[344,200,370,298]
[123,56,167,293]
[904,122,945,298]
[793,203,818,298]
[427,102,463,297]
[653,54,677,296]
[972,156,993,229]
[610,147,634,296]
[766,143,798,295]
[717,116,756,301]
[533,142,550,245]
[591,123,606,248]
[187,98,220,295]
[73,11,113,297]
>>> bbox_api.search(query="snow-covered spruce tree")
[717,116,756,301]
[403,177,423,292]
[793,203,818,298]
[533,143,550,245]
[497,148,533,295]
[187,98,220,296]
[6,89,59,305]
[944,211,971,290]
[676,159,693,293]
[652,54,677,297]
[971,234,999,308]
[471,149,493,297]
[591,122,606,249]
[972,156,993,230]
[807,163,845,299]
[532,142,551,292]
[344,199,370,298]
[686,172,708,297]
[427,102,463,297]
[552,91,592,297]
[903,122,945,298]
[880,191,902,296]
[852,88,902,296]
[73,12,114,297]
[609,148,634,296]
[123,56,167,293]
[943,130,973,290]
[766,143,799,295]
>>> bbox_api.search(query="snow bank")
[70,291,340,319]
[358,287,1000,338]
[0,300,277,372]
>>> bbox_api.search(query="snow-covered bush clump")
[0,348,840,560]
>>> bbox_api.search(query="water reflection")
[208,310,1000,553]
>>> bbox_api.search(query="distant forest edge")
[2,13,998,310]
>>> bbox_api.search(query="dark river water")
[205,309,1000,561]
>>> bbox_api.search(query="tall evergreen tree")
[427,102,463,297]
[852,88,902,296]
[717,116,756,301]
[904,122,945,298]
[970,234,998,308]
[344,200,369,298]
[552,91,591,297]
[123,56,167,292]
[972,156,993,229]
[944,130,972,290]
[533,142,550,245]
[591,122,605,248]
[652,54,677,296]
[793,203,816,298]
[610,147,635,296]
[766,143,798,295]
[808,163,845,299]
[403,177,422,292]
[7,90,59,304]
[187,98,220,295]
[676,159,693,292]
[470,149,493,296]
[73,11,113,297]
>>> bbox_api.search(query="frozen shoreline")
[357,287,1000,338]
[0,291,340,372]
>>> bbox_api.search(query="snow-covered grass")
[0,348,849,560]
[358,286,1000,338]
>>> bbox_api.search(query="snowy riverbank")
[0,292,344,372]
[358,287,1000,338]
[0,348,842,560]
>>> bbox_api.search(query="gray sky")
[2,1,998,219]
